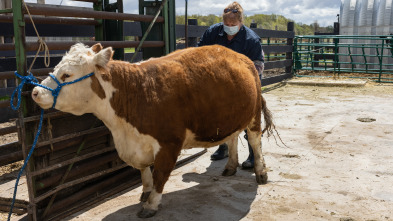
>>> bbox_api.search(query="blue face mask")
[223,25,239,36]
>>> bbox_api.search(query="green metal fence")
[294,35,393,83]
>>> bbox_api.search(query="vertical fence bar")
[314,37,320,67]
[94,0,104,41]
[348,46,354,72]
[184,0,187,48]
[163,0,169,54]
[376,44,381,81]
[11,0,36,219]
[362,45,368,73]
[333,37,338,76]
[378,39,385,82]
[267,37,270,61]
[322,47,327,70]
[286,22,294,74]
[168,0,176,52]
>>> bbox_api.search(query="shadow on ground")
[102,158,259,221]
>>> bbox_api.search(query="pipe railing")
[24,3,164,22]
[294,35,393,83]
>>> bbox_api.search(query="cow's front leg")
[247,129,268,184]
[137,145,180,218]
[222,132,240,176]
[140,167,153,202]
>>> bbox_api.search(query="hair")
[222,1,244,23]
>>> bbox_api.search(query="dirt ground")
[3,79,393,221]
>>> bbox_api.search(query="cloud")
[25,0,341,26]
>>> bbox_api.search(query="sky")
[26,0,342,27]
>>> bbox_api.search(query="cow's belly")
[182,129,241,149]
[109,123,160,169]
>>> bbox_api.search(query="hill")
[176,14,334,35]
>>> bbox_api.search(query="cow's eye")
[61,73,71,82]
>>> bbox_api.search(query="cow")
[31,43,274,218]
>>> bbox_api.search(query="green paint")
[94,0,104,41]
[0,96,10,101]
[0,8,13,14]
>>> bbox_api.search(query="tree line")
[176,14,334,35]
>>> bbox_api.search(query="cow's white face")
[32,43,113,115]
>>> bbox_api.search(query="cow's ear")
[94,47,113,67]
[91,43,103,53]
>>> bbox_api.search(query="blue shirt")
[198,22,264,63]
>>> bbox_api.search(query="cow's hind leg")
[247,128,268,184]
[140,167,153,202]
[222,132,240,176]
[138,144,180,218]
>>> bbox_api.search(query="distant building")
[340,0,393,35]
[339,0,393,70]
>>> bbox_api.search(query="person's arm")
[248,39,264,63]
[198,26,215,47]
[248,40,264,82]
[253,60,264,74]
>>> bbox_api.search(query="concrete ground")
[8,79,393,221]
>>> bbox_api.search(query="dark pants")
[243,130,254,161]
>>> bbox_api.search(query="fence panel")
[294,35,393,83]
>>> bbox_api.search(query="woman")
[198,1,264,169]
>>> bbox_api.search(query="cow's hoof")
[256,172,268,184]
[139,191,151,202]
[222,168,237,176]
[137,208,157,218]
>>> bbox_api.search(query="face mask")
[223,25,239,36]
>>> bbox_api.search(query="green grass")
[124,48,136,53]
[0,95,10,101]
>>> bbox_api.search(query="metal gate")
[294,35,393,83]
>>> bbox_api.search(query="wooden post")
[334,22,340,35]
[314,37,320,67]
[187,18,197,47]
[184,0,188,48]
[0,0,12,88]
[286,22,294,74]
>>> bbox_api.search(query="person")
[197,1,265,169]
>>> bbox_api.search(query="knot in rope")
[11,71,39,110]
[37,38,50,68]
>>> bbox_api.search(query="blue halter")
[12,71,94,109]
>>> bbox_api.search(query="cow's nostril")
[32,90,39,99]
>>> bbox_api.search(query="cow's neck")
[90,60,146,130]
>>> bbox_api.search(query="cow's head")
[32,43,113,115]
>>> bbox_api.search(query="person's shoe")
[210,144,228,161]
[241,155,254,169]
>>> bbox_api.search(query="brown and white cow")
[32,43,274,218]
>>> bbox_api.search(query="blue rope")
[8,71,94,220]
[10,72,39,111]
[7,109,43,221]
[47,72,94,108]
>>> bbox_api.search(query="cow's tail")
[261,95,288,147]
[261,95,274,137]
